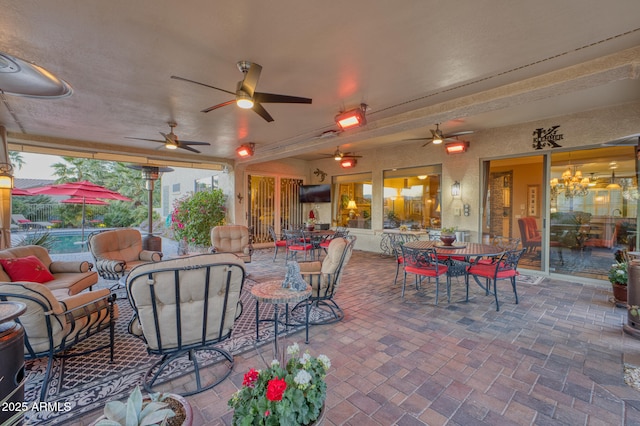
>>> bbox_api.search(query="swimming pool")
[14,230,92,254]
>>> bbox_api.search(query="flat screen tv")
[299,184,331,203]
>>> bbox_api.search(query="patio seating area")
[26,242,638,425]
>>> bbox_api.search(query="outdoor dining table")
[402,240,505,278]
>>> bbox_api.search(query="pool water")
[49,233,87,254]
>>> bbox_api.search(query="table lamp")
[347,200,358,219]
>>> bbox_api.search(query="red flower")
[309,210,315,219]
[242,368,259,387]
[264,410,270,417]
[266,377,287,401]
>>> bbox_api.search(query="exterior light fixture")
[236,143,255,158]
[451,181,461,197]
[0,163,14,189]
[235,90,254,109]
[444,141,469,155]
[340,158,357,168]
[335,103,367,130]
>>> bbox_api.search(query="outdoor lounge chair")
[87,228,163,281]
[126,253,245,396]
[0,283,117,401]
[11,214,53,230]
[294,235,356,325]
[210,225,253,263]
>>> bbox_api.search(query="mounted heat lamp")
[335,103,367,130]
[444,141,469,155]
[340,158,357,168]
[236,143,255,158]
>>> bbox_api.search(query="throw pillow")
[0,255,55,283]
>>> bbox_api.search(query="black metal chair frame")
[268,226,286,262]
[399,245,450,304]
[283,229,316,262]
[0,291,116,401]
[292,236,357,326]
[127,261,245,396]
[465,248,526,311]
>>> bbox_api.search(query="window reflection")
[382,169,441,229]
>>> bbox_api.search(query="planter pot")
[612,282,627,304]
[310,403,325,425]
[306,225,315,231]
[440,234,456,246]
[92,393,193,426]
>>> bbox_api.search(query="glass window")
[332,173,372,229]
[195,176,218,192]
[383,166,442,229]
[550,146,637,280]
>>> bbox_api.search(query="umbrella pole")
[82,197,86,248]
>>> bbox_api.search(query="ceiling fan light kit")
[444,141,469,155]
[236,143,255,158]
[335,103,367,130]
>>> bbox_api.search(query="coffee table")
[251,280,312,363]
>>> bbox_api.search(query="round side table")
[251,280,312,364]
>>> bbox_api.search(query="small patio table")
[251,280,312,364]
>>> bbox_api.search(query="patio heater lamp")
[128,165,173,251]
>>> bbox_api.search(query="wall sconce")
[237,193,244,203]
[340,158,357,168]
[451,181,461,197]
[236,143,255,158]
[335,103,367,130]
[444,141,469,155]
[0,163,14,189]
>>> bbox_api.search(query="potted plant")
[609,261,628,304]
[440,226,458,246]
[228,342,330,425]
[93,386,193,426]
[306,218,317,231]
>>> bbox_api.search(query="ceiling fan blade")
[201,99,235,113]
[444,131,474,138]
[159,132,173,142]
[179,145,202,154]
[240,63,262,98]
[180,141,211,146]
[252,102,274,122]
[421,141,432,147]
[253,92,312,104]
[125,137,164,143]
[170,75,236,96]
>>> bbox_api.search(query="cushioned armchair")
[517,217,542,253]
[294,236,356,327]
[87,228,163,280]
[0,283,117,401]
[210,225,253,263]
[126,253,245,396]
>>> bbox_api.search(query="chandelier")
[550,166,590,198]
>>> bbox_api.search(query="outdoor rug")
[22,276,328,425]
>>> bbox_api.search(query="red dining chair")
[465,248,526,311]
[283,229,315,262]
[399,245,450,304]
[268,226,287,261]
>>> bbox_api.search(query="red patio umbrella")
[29,181,132,240]
[11,188,33,196]
[61,197,109,206]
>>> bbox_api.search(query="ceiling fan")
[126,122,211,154]
[404,124,474,147]
[171,61,312,123]
[320,146,362,161]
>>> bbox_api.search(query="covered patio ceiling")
[1,1,640,168]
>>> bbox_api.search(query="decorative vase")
[306,225,315,231]
[612,282,627,304]
[440,234,456,246]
